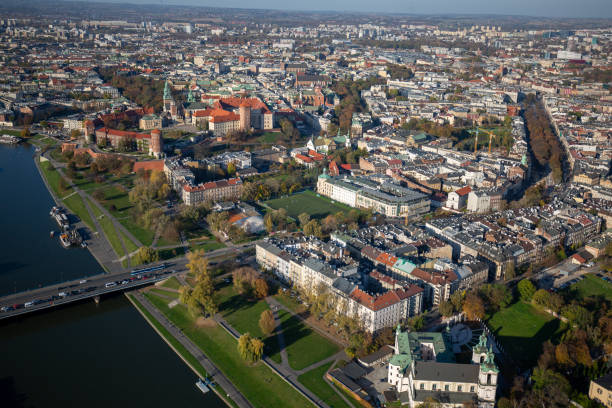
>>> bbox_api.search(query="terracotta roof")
[349,286,420,312]
[295,154,314,163]
[455,186,472,196]
[217,97,271,114]
[133,160,164,173]
[376,252,398,267]
[96,127,151,139]
[183,178,241,192]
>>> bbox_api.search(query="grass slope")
[271,310,340,371]
[487,301,566,369]
[144,292,312,408]
[63,193,96,231]
[568,274,612,303]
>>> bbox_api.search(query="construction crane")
[481,128,496,154]
[469,127,497,155]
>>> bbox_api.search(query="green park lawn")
[567,274,612,303]
[143,292,312,408]
[271,309,340,371]
[86,197,125,258]
[264,190,353,220]
[216,283,272,339]
[119,228,139,254]
[298,362,351,408]
[148,287,179,299]
[257,132,281,144]
[487,301,566,369]
[161,276,182,290]
[190,239,226,253]
[40,160,71,197]
[63,193,95,231]
[273,293,306,314]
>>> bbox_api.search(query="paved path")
[35,154,124,274]
[133,292,254,408]
[215,314,329,408]
[266,297,290,369]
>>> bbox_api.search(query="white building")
[388,328,498,407]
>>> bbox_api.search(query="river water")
[0,143,225,407]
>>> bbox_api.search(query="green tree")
[227,162,236,176]
[561,305,593,328]
[518,279,536,301]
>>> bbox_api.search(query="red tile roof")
[455,186,472,196]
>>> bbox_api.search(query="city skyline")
[74,0,612,18]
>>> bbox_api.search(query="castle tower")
[84,120,95,144]
[149,129,163,158]
[239,100,251,131]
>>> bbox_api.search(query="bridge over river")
[0,262,180,320]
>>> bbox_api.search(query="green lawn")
[190,239,226,253]
[274,293,306,314]
[158,246,186,260]
[63,193,96,231]
[216,284,271,339]
[40,160,71,197]
[567,274,612,303]
[149,287,179,298]
[157,235,182,247]
[118,217,155,246]
[271,309,340,371]
[298,362,351,408]
[144,292,313,408]
[161,276,182,290]
[487,301,566,369]
[264,190,353,220]
[257,132,281,144]
[87,198,125,258]
[120,228,139,254]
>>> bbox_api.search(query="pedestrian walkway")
[132,292,253,408]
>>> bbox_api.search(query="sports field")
[263,190,353,219]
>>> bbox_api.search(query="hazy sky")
[101,0,612,18]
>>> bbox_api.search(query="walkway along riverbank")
[126,291,251,408]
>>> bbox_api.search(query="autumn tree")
[438,301,455,318]
[186,250,217,316]
[259,310,275,336]
[237,333,264,363]
[463,294,485,320]
[298,212,311,227]
[253,278,269,299]
[233,266,258,295]
[133,246,159,264]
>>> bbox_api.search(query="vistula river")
[0,143,225,407]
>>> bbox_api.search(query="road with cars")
[0,262,181,320]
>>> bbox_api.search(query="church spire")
[163,80,172,101]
